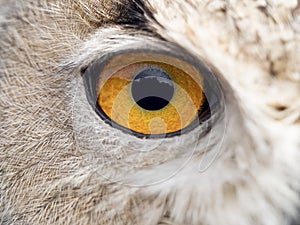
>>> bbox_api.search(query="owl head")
[0,0,299,224]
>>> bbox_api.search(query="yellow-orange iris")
[98,61,204,135]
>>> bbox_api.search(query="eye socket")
[83,44,220,139]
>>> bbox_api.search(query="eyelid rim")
[82,40,223,139]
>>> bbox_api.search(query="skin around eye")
[98,61,205,135]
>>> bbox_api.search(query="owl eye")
[83,44,220,138]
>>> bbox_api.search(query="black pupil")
[131,68,175,111]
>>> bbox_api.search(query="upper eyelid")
[59,27,175,73]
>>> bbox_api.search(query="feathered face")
[0,0,299,224]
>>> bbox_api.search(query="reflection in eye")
[98,61,205,135]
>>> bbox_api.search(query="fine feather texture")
[0,0,300,225]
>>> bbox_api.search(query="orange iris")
[98,61,205,135]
